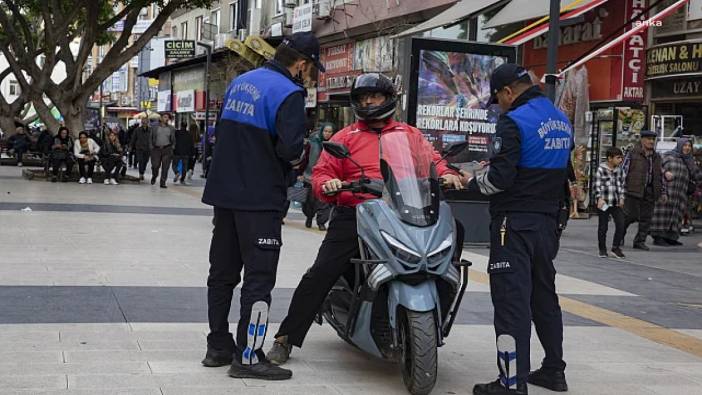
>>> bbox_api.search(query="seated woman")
[73,131,100,184]
[50,127,74,182]
[101,130,124,185]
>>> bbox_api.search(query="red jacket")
[312,119,456,207]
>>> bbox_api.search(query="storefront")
[646,40,702,136]
[314,35,404,131]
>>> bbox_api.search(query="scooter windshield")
[380,131,440,227]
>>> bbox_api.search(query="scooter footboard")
[387,280,439,329]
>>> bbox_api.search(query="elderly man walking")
[150,113,176,189]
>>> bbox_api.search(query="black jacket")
[468,87,572,215]
[130,125,152,151]
[202,60,306,211]
[174,128,195,156]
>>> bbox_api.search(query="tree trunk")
[62,101,87,138]
[0,115,18,136]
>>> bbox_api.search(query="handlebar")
[323,180,381,197]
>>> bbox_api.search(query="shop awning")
[483,0,588,29]
[391,0,504,39]
[501,0,609,45]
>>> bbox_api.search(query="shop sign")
[306,88,317,108]
[292,3,313,33]
[165,40,196,59]
[652,78,702,97]
[533,10,605,50]
[646,41,702,78]
[157,90,171,112]
[622,0,646,102]
[318,42,361,101]
[175,90,195,113]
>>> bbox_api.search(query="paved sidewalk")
[1,164,701,394]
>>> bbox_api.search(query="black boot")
[305,217,312,228]
[228,358,292,380]
[527,368,568,392]
[473,379,527,395]
[201,349,233,367]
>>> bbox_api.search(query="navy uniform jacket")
[202,61,306,211]
[468,86,572,214]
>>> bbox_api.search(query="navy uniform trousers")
[207,207,283,362]
[487,212,567,386]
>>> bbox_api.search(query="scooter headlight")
[427,233,453,267]
[381,231,422,265]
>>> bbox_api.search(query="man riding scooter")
[267,72,465,365]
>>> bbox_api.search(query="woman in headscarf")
[302,122,335,231]
[650,138,701,246]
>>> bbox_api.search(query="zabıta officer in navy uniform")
[467,64,571,395]
[201,32,325,381]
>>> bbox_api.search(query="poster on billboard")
[407,38,516,165]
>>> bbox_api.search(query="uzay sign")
[622,0,647,102]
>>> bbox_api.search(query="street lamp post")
[196,41,212,177]
[545,0,561,102]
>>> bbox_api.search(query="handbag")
[287,180,309,203]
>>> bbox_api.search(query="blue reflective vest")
[507,96,572,171]
[219,68,304,137]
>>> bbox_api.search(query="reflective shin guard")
[242,301,269,365]
[497,334,517,390]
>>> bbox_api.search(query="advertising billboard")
[407,38,517,164]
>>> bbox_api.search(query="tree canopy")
[0,0,213,134]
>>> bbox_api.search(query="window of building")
[172,25,177,38]
[181,21,188,39]
[196,16,203,41]
[230,2,239,32]
[210,9,220,32]
[8,80,19,96]
[274,0,283,15]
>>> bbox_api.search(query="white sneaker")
[187,170,193,180]
[17,162,23,167]
[79,177,86,184]
[110,178,119,185]
[104,179,111,185]
[87,178,93,184]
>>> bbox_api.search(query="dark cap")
[280,32,325,72]
[640,130,657,138]
[489,63,531,104]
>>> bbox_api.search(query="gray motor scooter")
[320,132,471,395]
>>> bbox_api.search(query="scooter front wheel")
[399,308,437,395]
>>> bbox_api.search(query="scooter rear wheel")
[399,308,437,395]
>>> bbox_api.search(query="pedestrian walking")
[126,122,138,168]
[130,117,151,181]
[622,130,665,251]
[466,64,571,395]
[172,121,194,184]
[302,123,335,230]
[650,138,702,246]
[150,113,176,188]
[73,131,100,184]
[187,121,200,180]
[594,147,627,258]
[200,31,324,380]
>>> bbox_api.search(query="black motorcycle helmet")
[350,73,397,122]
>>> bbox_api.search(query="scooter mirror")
[323,141,351,159]
[442,141,468,158]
